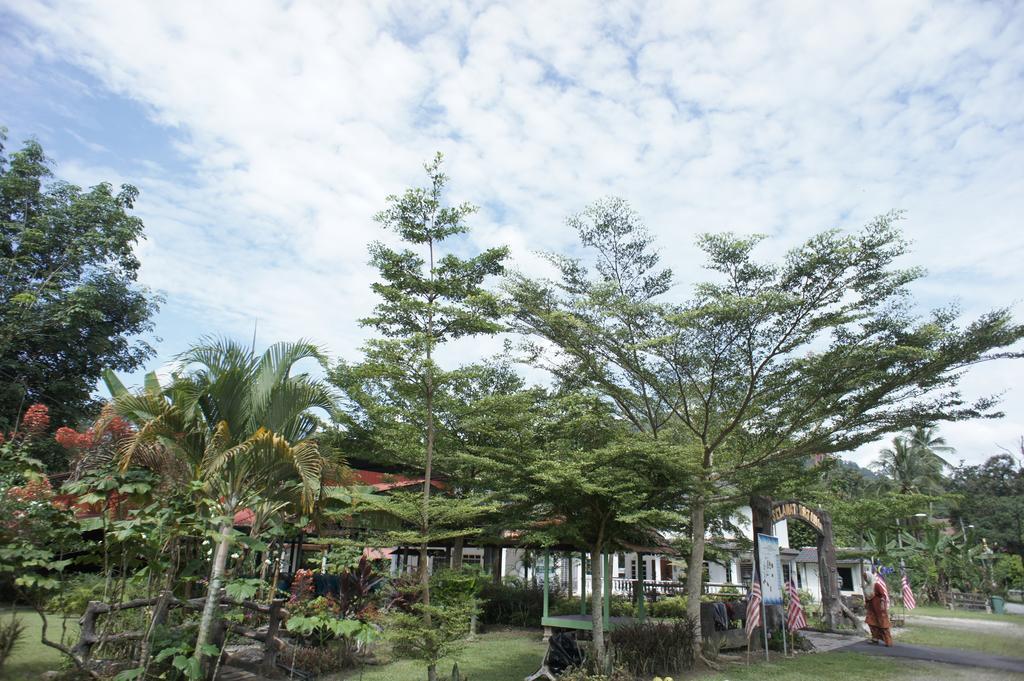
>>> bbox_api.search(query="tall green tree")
[0,130,159,442]
[508,200,1024,635]
[348,153,507,681]
[950,448,1024,565]
[331,358,525,569]
[872,428,951,494]
[485,391,692,668]
[107,338,335,677]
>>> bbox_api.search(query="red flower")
[22,404,50,434]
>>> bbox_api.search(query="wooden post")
[262,598,285,674]
[138,590,173,667]
[817,509,842,630]
[73,601,102,660]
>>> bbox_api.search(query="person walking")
[862,570,893,646]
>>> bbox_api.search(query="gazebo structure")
[538,542,670,636]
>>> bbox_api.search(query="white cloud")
[6,0,1024,463]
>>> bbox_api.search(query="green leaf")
[199,643,220,657]
[77,516,105,532]
[113,667,144,680]
[225,578,261,601]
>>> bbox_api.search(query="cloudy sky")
[2,1,1022,466]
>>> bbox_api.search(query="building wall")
[735,505,790,548]
[795,560,864,602]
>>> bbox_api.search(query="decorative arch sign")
[752,496,843,631]
[769,501,824,534]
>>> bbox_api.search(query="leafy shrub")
[608,596,635,618]
[479,583,545,626]
[288,641,360,675]
[47,573,105,615]
[649,595,688,618]
[557,665,633,681]
[386,600,476,670]
[0,614,25,673]
[609,617,696,677]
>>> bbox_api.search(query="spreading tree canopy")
[0,130,160,442]
[508,198,1024,634]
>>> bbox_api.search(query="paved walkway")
[847,640,1024,674]
[1007,601,1024,615]
[803,627,1024,674]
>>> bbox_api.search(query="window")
[725,561,733,583]
[740,562,753,585]
[837,567,854,592]
[462,554,482,566]
[617,553,626,579]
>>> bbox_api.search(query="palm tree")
[104,338,337,673]
[907,425,955,464]
[872,426,952,494]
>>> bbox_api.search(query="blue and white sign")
[756,533,784,606]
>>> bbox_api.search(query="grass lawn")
[1,607,79,681]
[334,629,547,681]
[703,653,1024,680]
[907,604,1024,623]
[899,624,1024,659]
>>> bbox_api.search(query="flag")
[786,574,807,632]
[745,568,762,639]
[876,570,890,608]
[901,573,917,610]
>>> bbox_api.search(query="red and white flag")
[876,571,890,608]
[745,568,762,640]
[786,574,807,632]
[901,573,917,610]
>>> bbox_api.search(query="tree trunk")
[685,499,706,645]
[451,536,464,570]
[423,239,437,681]
[589,545,605,671]
[193,521,232,675]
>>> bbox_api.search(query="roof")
[351,469,442,492]
[232,468,442,526]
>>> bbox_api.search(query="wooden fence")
[72,591,288,676]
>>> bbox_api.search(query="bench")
[948,592,990,613]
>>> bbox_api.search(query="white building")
[383,505,863,602]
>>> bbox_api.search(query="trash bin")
[991,596,1005,614]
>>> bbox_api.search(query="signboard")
[756,533,784,606]
[770,501,824,534]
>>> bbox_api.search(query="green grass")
[1,608,79,681]
[703,652,1024,680]
[907,604,1024,623]
[703,652,907,680]
[899,624,1024,659]
[335,629,547,681]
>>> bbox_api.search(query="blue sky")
[2,0,1023,466]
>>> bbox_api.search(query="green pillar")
[580,551,587,615]
[636,553,646,622]
[603,553,611,631]
[543,549,550,619]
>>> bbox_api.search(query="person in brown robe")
[862,570,892,646]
